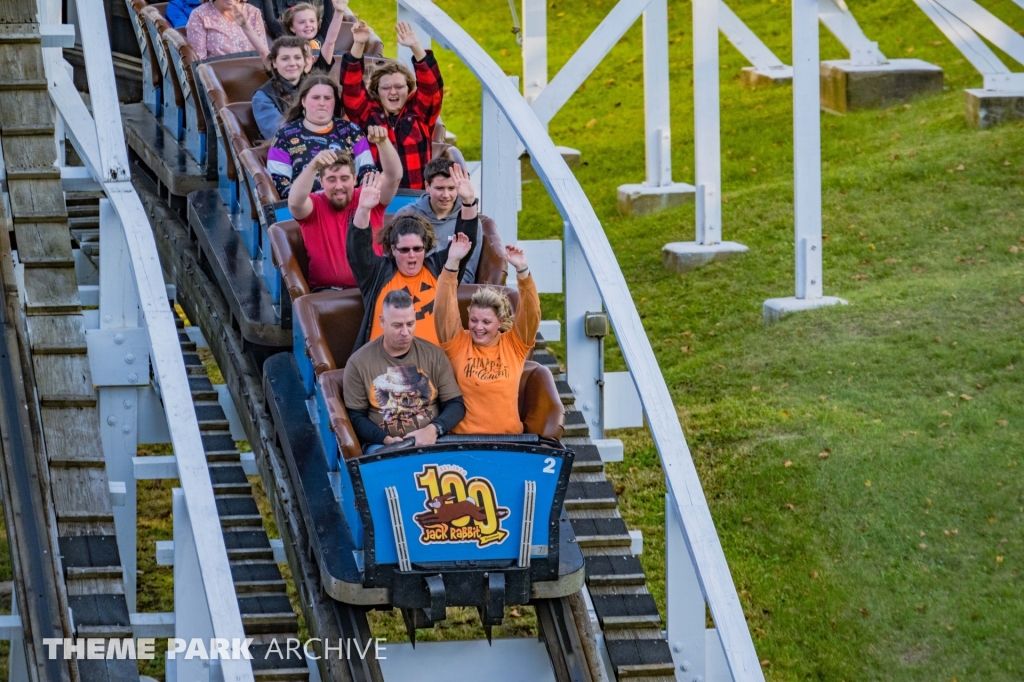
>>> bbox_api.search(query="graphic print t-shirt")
[266,117,375,197]
[369,269,439,346]
[343,337,462,438]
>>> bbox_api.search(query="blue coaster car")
[263,353,584,642]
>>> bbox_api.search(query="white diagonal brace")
[914,0,1010,75]
[818,0,887,65]
[719,1,787,72]
[74,0,132,182]
[934,0,1024,67]
[530,0,652,127]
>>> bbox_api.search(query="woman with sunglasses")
[347,165,478,351]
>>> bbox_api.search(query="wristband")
[463,198,479,207]
[516,266,529,274]
[444,265,459,273]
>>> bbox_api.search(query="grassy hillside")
[355,1,1024,679]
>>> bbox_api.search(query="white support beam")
[693,0,723,244]
[764,0,846,322]
[45,58,102,181]
[934,0,1024,66]
[793,0,823,301]
[131,612,175,639]
[0,615,23,640]
[914,0,1011,76]
[667,494,706,681]
[818,0,887,66]
[530,0,651,127]
[642,0,672,188]
[481,80,521,246]
[522,0,548,103]
[41,24,76,48]
[74,0,131,182]
[134,455,179,480]
[718,1,788,73]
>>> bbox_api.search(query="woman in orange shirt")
[434,233,540,435]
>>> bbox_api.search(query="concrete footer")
[740,65,793,89]
[617,182,695,217]
[662,241,748,273]
[763,296,848,325]
[820,59,943,114]
[965,88,1024,128]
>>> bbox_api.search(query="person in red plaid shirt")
[341,20,443,190]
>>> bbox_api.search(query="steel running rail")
[41,0,255,678]
[396,1,764,679]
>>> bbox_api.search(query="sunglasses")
[394,246,425,254]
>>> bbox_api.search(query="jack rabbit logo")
[412,465,510,547]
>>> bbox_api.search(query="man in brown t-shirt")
[343,289,464,448]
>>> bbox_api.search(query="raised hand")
[448,232,472,263]
[395,22,426,60]
[359,172,383,208]
[311,149,339,172]
[231,5,250,28]
[395,22,421,49]
[351,20,371,45]
[331,0,349,13]
[365,125,390,146]
[449,163,474,204]
[506,244,528,273]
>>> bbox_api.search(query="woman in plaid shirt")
[340,21,443,190]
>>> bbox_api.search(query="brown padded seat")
[140,4,185,110]
[319,359,563,460]
[160,28,207,136]
[294,284,520,375]
[239,145,279,213]
[271,215,508,304]
[219,102,262,181]
[518,361,565,441]
[130,0,162,92]
[197,56,269,112]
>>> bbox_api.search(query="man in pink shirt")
[288,126,401,289]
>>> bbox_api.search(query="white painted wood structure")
[520,0,694,211]
[915,0,1024,91]
[718,1,792,81]
[763,0,846,323]
[40,0,256,678]
[399,1,765,679]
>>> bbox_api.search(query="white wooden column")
[172,488,217,682]
[522,0,547,104]
[481,80,521,247]
[693,0,722,245]
[660,0,747,274]
[762,0,845,322]
[666,494,706,681]
[97,199,142,613]
[564,222,603,439]
[792,0,822,300]
[642,0,672,189]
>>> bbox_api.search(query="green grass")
[355,0,1024,679]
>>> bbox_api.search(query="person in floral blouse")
[186,0,269,61]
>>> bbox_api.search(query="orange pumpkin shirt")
[434,269,540,435]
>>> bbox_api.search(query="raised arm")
[347,173,385,288]
[398,24,443,128]
[395,21,427,61]
[366,125,401,205]
[505,245,540,344]
[341,24,374,125]
[233,5,270,64]
[317,0,348,67]
[287,149,338,220]
[428,164,477,280]
[348,18,371,60]
[435,233,473,345]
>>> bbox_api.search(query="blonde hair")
[469,287,513,333]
